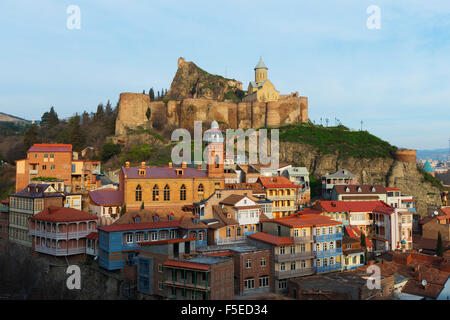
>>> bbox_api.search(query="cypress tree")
[149,88,155,100]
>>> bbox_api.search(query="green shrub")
[101,143,121,162]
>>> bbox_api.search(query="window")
[164,185,170,201]
[226,227,231,237]
[278,280,287,289]
[279,246,285,255]
[290,245,295,254]
[316,228,321,236]
[300,243,306,252]
[294,229,299,237]
[301,260,306,268]
[317,258,322,267]
[329,242,334,250]
[138,169,145,176]
[152,185,159,201]
[44,154,48,158]
[260,258,266,267]
[352,256,357,264]
[135,185,142,202]
[330,256,334,265]
[50,165,55,170]
[323,257,328,266]
[158,281,163,290]
[143,232,149,241]
[329,226,333,234]
[244,278,255,290]
[125,233,133,243]
[43,165,47,170]
[259,276,269,288]
[246,259,252,269]
[198,184,204,193]
[158,263,163,272]
[180,185,186,201]
[280,262,286,271]
[50,154,54,159]
[135,232,143,242]
[151,232,158,241]
[290,262,296,270]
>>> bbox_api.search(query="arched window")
[135,185,142,202]
[198,184,204,200]
[164,184,170,201]
[152,185,159,201]
[180,184,186,201]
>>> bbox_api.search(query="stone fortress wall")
[115,92,308,135]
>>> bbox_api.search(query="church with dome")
[243,57,280,103]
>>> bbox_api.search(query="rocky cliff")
[280,141,443,215]
[167,57,243,101]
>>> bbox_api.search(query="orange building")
[15,144,101,193]
[258,176,300,218]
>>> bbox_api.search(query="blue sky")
[0,0,449,149]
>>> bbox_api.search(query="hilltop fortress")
[115,57,308,135]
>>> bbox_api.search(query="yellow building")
[245,57,280,103]
[120,121,226,209]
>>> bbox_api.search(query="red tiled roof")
[272,214,342,228]
[163,260,211,271]
[89,188,123,206]
[122,166,207,179]
[98,220,180,232]
[31,206,98,222]
[344,225,372,248]
[386,187,401,192]
[401,199,416,202]
[258,176,299,189]
[373,205,395,215]
[86,232,98,240]
[248,232,294,246]
[28,143,72,153]
[316,200,391,213]
[296,208,322,215]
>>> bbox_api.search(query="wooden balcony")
[275,251,314,263]
[35,245,85,256]
[293,235,314,243]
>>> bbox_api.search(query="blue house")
[98,211,208,270]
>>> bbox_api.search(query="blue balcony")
[315,247,342,258]
[408,208,416,213]
[122,242,141,251]
[316,263,342,274]
[195,240,208,248]
[315,233,343,242]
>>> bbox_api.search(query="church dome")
[254,57,268,70]
[204,120,223,143]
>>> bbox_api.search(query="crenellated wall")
[115,93,308,135]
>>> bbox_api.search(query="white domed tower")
[203,121,224,178]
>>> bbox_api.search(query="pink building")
[29,206,98,256]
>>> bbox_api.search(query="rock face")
[114,57,308,135]
[167,57,243,101]
[280,142,443,215]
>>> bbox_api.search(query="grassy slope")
[278,123,397,159]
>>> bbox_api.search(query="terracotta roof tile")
[248,232,294,246]
[31,206,97,222]
[28,143,72,152]
[89,189,123,206]
[258,176,299,189]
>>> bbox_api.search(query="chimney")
[125,161,130,168]
[182,162,187,169]
[141,162,146,169]
[169,162,173,168]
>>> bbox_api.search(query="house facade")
[9,184,63,247]
[29,206,98,257]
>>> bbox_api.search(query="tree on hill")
[23,123,40,149]
[67,114,85,152]
[149,88,155,101]
[436,232,444,257]
[146,107,151,121]
[101,143,121,162]
[81,111,91,127]
[94,104,104,122]
[41,107,59,129]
